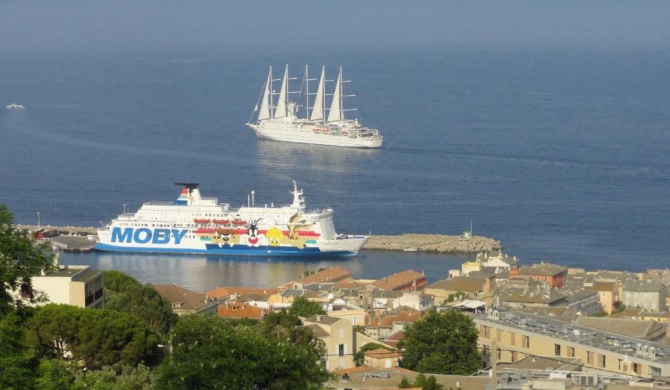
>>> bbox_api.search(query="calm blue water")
[2,45,669,290]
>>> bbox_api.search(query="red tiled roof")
[206,286,279,300]
[217,303,265,320]
[371,270,425,291]
[296,266,353,285]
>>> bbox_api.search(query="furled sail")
[327,67,343,123]
[274,66,289,119]
[258,67,272,120]
[310,66,326,122]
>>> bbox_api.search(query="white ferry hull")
[95,182,368,258]
[248,123,383,149]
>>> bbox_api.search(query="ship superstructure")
[95,182,368,257]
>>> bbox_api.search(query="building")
[622,280,667,312]
[153,284,218,315]
[592,281,619,314]
[509,263,568,288]
[30,265,104,309]
[302,314,380,371]
[474,310,670,378]
[370,270,427,292]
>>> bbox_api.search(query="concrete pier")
[362,234,502,253]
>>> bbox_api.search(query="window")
[633,363,641,375]
[587,351,594,365]
[650,366,661,376]
[522,336,530,349]
[554,344,561,356]
[567,346,575,357]
[510,332,516,346]
[496,329,502,341]
[338,344,345,357]
[598,354,606,368]
[511,352,518,363]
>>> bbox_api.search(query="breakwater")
[363,234,501,253]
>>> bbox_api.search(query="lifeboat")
[195,228,216,234]
[212,219,230,225]
[231,220,247,226]
[193,218,211,224]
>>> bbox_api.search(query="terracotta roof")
[515,263,567,276]
[592,281,617,291]
[217,303,265,320]
[206,286,279,300]
[152,284,209,312]
[365,348,400,358]
[427,276,486,293]
[379,311,422,327]
[296,266,353,285]
[371,270,425,291]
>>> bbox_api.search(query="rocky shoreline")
[362,234,502,253]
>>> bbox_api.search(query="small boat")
[212,219,230,225]
[403,247,418,252]
[6,103,25,110]
[231,219,246,226]
[193,218,211,224]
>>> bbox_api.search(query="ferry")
[95,181,368,257]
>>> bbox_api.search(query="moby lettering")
[111,227,187,245]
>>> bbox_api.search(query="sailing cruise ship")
[95,181,369,257]
[246,65,383,148]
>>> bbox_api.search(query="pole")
[37,212,40,228]
[492,340,497,390]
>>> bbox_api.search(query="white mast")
[327,66,343,123]
[274,65,289,119]
[258,67,272,120]
[310,66,326,122]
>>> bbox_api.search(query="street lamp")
[37,212,40,228]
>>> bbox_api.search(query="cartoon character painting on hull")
[240,219,268,247]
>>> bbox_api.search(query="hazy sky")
[1,1,669,54]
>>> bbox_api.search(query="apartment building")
[474,310,670,378]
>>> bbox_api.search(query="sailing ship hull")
[248,122,383,148]
[95,182,369,258]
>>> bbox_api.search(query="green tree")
[289,296,326,318]
[414,373,444,390]
[34,359,77,390]
[353,342,395,366]
[0,205,58,314]
[0,310,38,390]
[103,270,178,338]
[156,314,330,390]
[26,304,158,370]
[398,309,481,375]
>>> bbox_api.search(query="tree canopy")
[156,314,330,390]
[0,205,58,314]
[103,270,177,338]
[25,304,158,370]
[289,296,326,318]
[398,309,481,375]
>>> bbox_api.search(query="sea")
[1,20,669,292]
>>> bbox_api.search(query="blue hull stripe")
[94,243,355,258]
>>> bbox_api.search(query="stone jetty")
[362,234,502,253]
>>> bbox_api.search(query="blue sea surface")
[2,42,669,289]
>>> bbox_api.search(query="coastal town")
[25,225,670,389]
